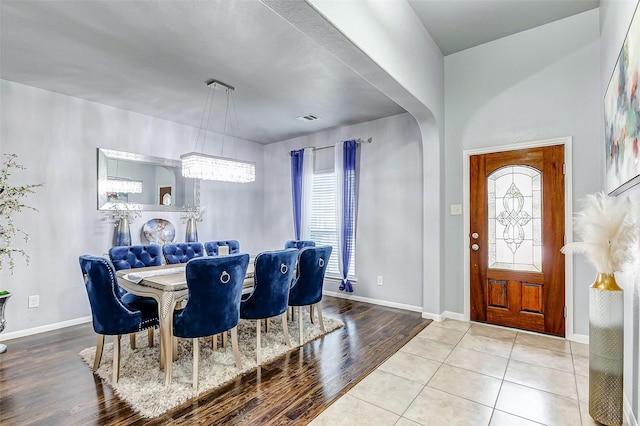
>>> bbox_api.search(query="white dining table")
[117,260,254,386]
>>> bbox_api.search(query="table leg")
[160,337,165,370]
[173,336,178,361]
[158,293,177,386]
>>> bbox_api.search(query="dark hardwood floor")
[1,296,430,425]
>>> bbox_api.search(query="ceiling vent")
[296,113,320,122]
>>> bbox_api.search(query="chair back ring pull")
[280,263,288,275]
[318,258,324,268]
[220,270,231,284]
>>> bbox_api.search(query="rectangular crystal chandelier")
[181,152,255,183]
[105,177,143,193]
[182,78,256,183]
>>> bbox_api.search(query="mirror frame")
[97,148,200,212]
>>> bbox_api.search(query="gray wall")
[302,0,445,316]
[263,113,424,308]
[0,79,264,334]
[443,9,602,336]
[0,79,423,335]
[600,0,640,420]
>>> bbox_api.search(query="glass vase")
[185,218,198,242]
[113,218,132,246]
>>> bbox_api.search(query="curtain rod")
[289,137,373,155]
[312,137,372,152]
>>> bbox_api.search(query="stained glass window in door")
[487,166,542,272]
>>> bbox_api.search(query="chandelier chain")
[221,86,232,157]
[229,89,243,159]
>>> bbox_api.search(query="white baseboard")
[323,290,422,313]
[421,311,465,322]
[441,311,465,321]
[0,305,593,347]
[421,312,443,321]
[0,316,92,341]
[3,293,423,342]
[569,333,589,345]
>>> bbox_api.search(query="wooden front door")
[469,145,565,337]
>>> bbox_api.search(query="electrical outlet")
[377,276,383,286]
[28,295,39,308]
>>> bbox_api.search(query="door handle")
[471,244,479,251]
[471,232,479,239]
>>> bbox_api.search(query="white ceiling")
[0,1,600,145]
[408,0,599,56]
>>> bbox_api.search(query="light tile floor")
[309,319,600,426]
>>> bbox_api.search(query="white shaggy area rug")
[79,314,344,418]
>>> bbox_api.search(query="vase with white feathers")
[561,192,637,426]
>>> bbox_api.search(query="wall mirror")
[97,148,199,211]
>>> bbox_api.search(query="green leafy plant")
[0,154,43,274]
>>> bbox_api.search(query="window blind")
[310,171,355,278]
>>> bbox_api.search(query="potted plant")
[561,191,637,426]
[0,153,43,353]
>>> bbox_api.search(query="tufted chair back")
[284,240,316,250]
[288,246,332,345]
[173,253,249,388]
[289,246,333,307]
[240,248,298,364]
[108,245,163,271]
[79,255,159,383]
[162,242,205,264]
[173,253,249,338]
[79,255,157,335]
[204,240,240,256]
[241,249,298,320]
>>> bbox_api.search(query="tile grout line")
[370,321,586,426]
[488,329,519,424]
[571,342,587,425]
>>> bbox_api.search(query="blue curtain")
[338,140,356,292]
[290,149,304,240]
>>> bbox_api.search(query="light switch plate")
[450,204,462,215]
[28,295,39,308]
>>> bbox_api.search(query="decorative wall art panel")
[142,219,175,245]
[605,2,640,195]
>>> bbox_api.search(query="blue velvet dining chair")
[79,255,159,384]
[162,242,205,264]
[284,240,316,249]
[108,244,163,271]
[173,253,250,389]
[204,240,240,256]
[108,244,162,348]
[240,248,298,364]
[288,246,332,345]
